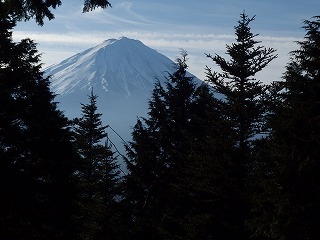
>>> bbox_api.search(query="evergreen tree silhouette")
[0,17,77,240]
[205,12,277,239]
[72,90,121,240]
[249,15,320,240]
[123,51,234,239]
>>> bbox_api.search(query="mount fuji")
[45,37,201,158]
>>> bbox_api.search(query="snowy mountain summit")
[47,36,175,97]
[46,37,199,156]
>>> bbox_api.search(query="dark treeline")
[1,11,320,240]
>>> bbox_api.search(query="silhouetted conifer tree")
[0,17,77,240]
[205,12,277,239]
[123,50,237,240]
[72,91,121,240]
[206,12,277,165]
[124,51,213,239]
[249,16,320,240]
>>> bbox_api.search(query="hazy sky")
[13,0,320,82]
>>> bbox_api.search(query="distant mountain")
[45,37,200,160]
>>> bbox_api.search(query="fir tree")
[72,90,121,240]
[206,12,277,162]
[123,50,237,240]
[0,17,77,240]
[124,51,204,239]
[249,16,320,240]
[205,12,277,239]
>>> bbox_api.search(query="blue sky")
[13,0,320,82]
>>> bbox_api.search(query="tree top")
[0,0,112,26]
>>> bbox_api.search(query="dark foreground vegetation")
[1,3,320,240]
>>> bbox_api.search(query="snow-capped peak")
[46,37,175,97]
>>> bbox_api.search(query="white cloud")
[13,31,104,46]
[13,28,299,83]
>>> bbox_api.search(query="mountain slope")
[45,37,200,159]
